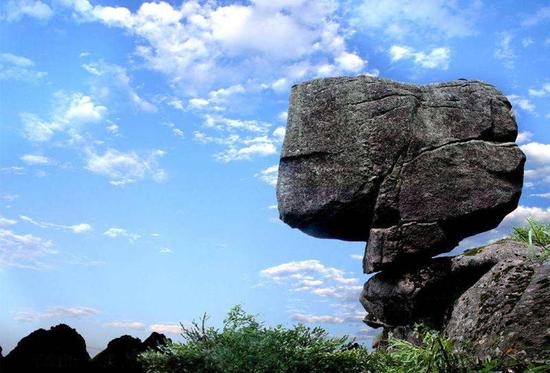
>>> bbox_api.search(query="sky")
[0,0,549,356]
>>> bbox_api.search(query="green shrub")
[140,306,548,373]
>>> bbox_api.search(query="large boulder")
[277,76,525,272]
[3,324,90,373]
[360,239,550,363]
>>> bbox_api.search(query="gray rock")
[446,243,550,363]
[277,76,525,272]
[360,239,550,363]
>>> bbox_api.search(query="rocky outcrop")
[90,332,170,373]
[360,239,549,363]
[276,76,550,363]
[277,76,524,272]
[3,324,90,373]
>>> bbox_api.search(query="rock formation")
[277,76,524,272]
[3,324,90,373]
[3,327,169,373]
[90,332,170,373]
[276,76,550,363]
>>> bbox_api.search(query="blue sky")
[0,0,549,355]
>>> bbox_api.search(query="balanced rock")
[277,76,525,272]
[3,324,90,373]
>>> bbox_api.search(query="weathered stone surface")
[360,239,549,363]
[277,76,525,272]
[446,245,550,363]
[3,324,90,373]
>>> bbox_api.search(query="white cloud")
[159,247,172,254]
[354,0,480,39]
[520,142,550,164]
[15,306,99,322]
[0,228,56,269]
[150,323,181,334]
[389,45,450,70]
[59,0,363,94]
[0,216,17,225]
[507,95,535,113]
[516,131,533,144]
[521,37,534,48]
[2,0,53,22]
[20,154,50,165]
[0,52,47,82]
[503,205,550,224]
[103,227,141,242]
[22,92,107,143]
[19,215,92,234]
[255,164,278,186]
[349,254,363,261]
[528,83,550,97]
[291,313,344,324]
[105,321,146,330]
[85,148,166,185]
[260,259,360,301]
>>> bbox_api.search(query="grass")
[512,218,550,262]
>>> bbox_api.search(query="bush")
[140,305,370,373]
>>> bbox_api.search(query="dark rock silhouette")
[90,332,170,373]
[3,324,90,373]
[3,326,170,373]
[277,76,524,272]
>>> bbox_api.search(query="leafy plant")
[512,218,550,262]
[140,306,549,373]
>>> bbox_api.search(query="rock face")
[360,239,549,363]
[277,76,525,273]
[3,324,90,373]
[90,332,170,373]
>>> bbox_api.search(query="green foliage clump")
[140,306,549,372]
[512,218,550,262]
[140,305,370,373]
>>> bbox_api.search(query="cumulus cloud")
[516,131,533,144]
[2,0,53,22]
[0,228,56,269]
[520,142,550,164]
[19,215,92,234]
[260,259,361,302]
[15,306,99,322]
[389,45,450,70]
[0,52,47,82]
[85,148,166,185]
[59,0,365,94]
[22,92,107,143]
[103,227,141,242]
